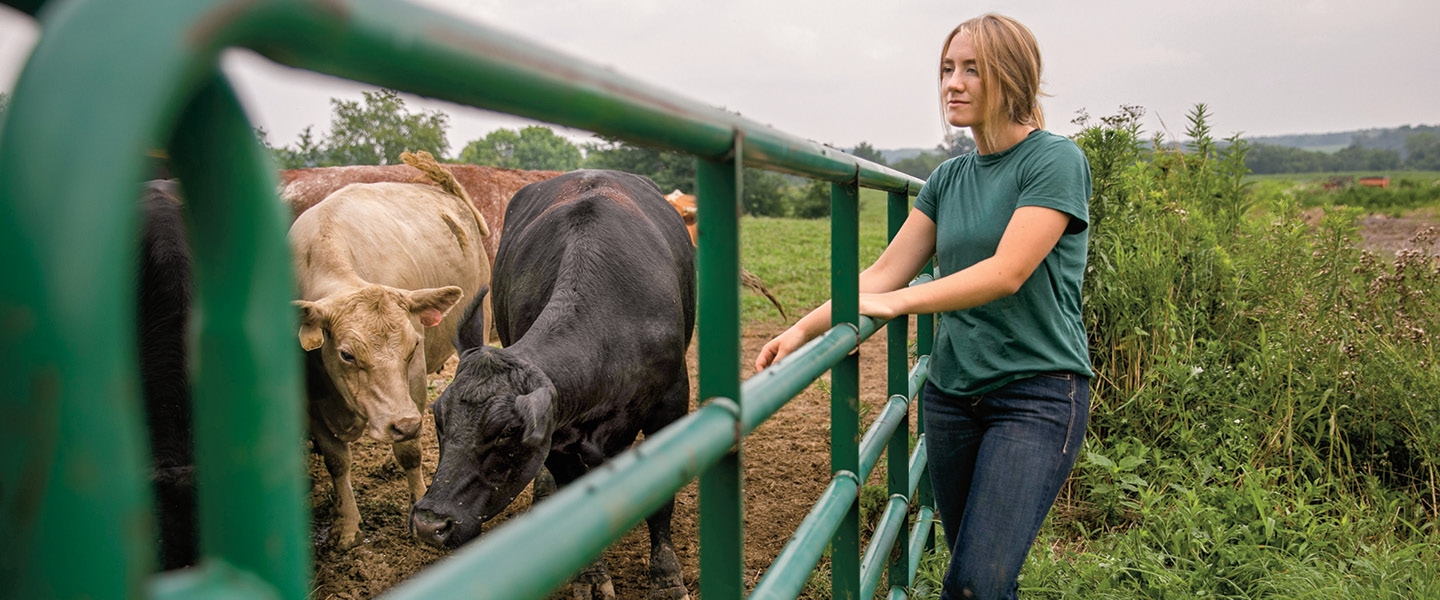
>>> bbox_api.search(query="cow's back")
[280,164,562,267]
[492,170,695,354]
[290,182,489,372]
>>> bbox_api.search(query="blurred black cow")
[137,179,196,570]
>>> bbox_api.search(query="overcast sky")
[3,1,1438,154]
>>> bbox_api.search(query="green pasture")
[1247,170,1440,183]
[739,187,897,325]
[755,106,1440,599]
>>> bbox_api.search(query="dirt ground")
[1356,211,1440,257]
[307,320,908,600]
[1304,207,1440,257]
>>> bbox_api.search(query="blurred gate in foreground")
[0,1,935,598]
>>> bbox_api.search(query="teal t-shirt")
[913,129,1094,395]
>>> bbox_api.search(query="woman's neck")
[973,121,1037,155]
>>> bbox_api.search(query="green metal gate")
[0,1,935,598]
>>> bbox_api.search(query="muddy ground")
[306,212,1439,600]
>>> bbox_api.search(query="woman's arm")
[754,209,937,371]
[857,205,1071,321]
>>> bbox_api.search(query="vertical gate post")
[913,179,937,553]
[829,180,861,600]
[696,137,745,600]
[0,2,236,596]
[165,74,312,599]
[884,190,911,592]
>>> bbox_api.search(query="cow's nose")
[411,510,454,548]
[388,416,422,441]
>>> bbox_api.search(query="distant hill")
[1248,125,1440,158]
[863,125,1440,162]
[879,148,927,163]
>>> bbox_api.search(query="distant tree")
[892,150,948,179]
[0,91,8,121]
[325,89,449,166]
[941,131,977,157]
[260,125,332,169]
[582,139,694,194]
[1333,144,1401,172]
[1405,132,1440,171]
[880,132,976,180]
[788,178,831,219]
[742,167,792,217]
[849,141,887,165]
[1245,143,1327,174]
[458,125,582,171]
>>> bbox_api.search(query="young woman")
[754,14,1092,599]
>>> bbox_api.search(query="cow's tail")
[401,150,491,237]
[740,267,787,320]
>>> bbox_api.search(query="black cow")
[410,170,695,600]
[137,179,196,570]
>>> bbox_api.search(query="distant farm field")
[1247,169,1440,182]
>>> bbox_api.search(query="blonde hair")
[940,14,1046,150]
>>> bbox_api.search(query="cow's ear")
[294,300,326,351]
[409,286,464,328]
[454,286,489,352]
[514,386,555,448]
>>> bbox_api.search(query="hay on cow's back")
[400,150,491,237]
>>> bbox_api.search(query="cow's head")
[295,284,463,443]
[411,291,556,548]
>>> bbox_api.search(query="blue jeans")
[923,372,1090,600]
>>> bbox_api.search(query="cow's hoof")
[570,560,615,600]
[569,580,615,600]
[646,585,690,600]
[332,526,362,551]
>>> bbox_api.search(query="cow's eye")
[339,350,356,363]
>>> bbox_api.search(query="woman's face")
[941,33,983,128]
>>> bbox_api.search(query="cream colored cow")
[289,152,490,549]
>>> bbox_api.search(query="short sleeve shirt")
[913,129,1094,395]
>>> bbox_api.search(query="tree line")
[252,89,986,218]
[1245,132,1440,174]
[4,87,973,218]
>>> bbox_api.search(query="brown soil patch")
[308,320,909,600]
[1357,211,1440,257]
[1299,207,1440,257]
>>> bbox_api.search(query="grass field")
[1247,170,1440,183]
[738,187,899,326]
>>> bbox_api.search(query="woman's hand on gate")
[754,326,810,372]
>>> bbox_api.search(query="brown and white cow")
[663,189,788,319]
[289,152,491,549]
[280,163,561,270]
[664,189,699,245]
